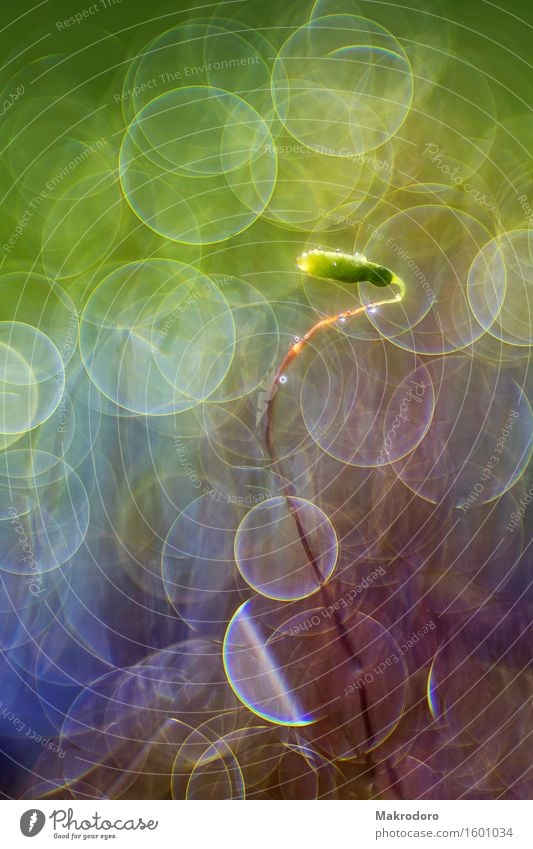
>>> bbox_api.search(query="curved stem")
[264,294,404,798]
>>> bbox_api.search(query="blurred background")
[0,0,531,800]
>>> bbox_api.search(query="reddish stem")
[263,295,404,797]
